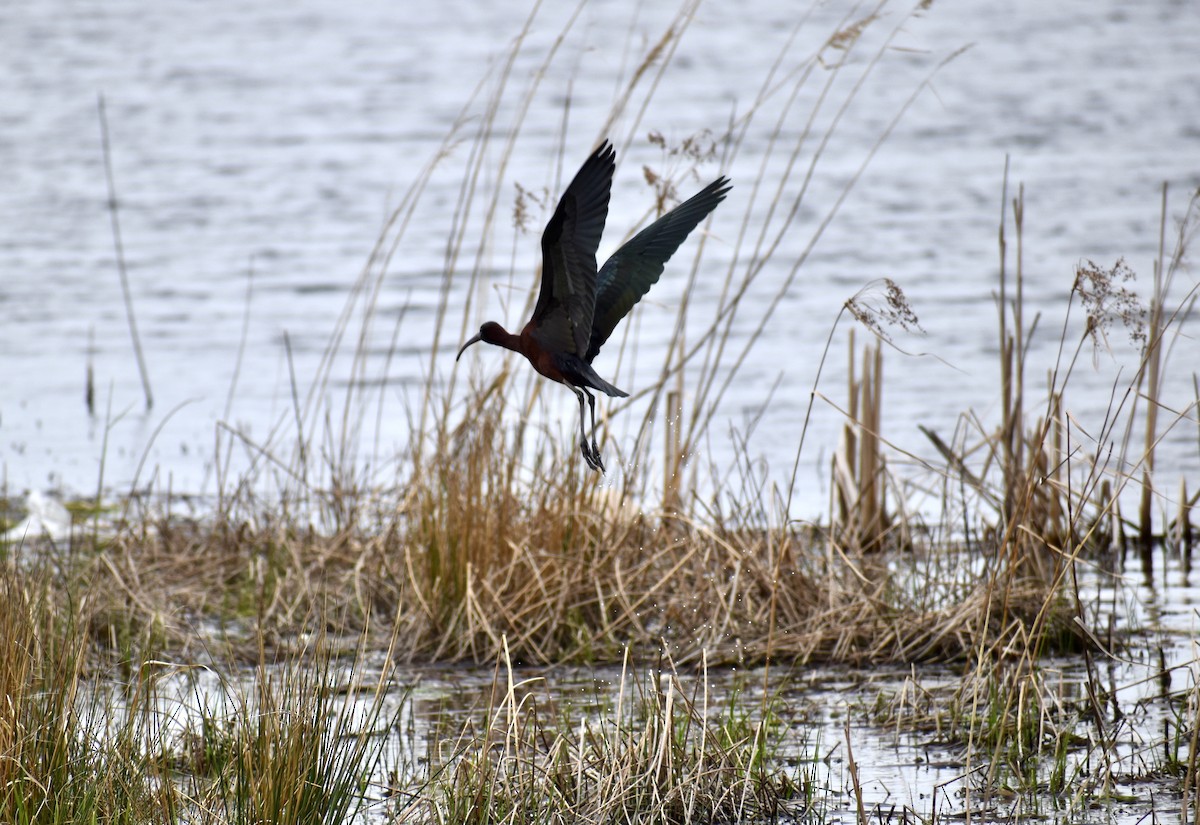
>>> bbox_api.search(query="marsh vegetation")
[3,1,1199,822]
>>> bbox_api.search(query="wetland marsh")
[3,0,1199,822]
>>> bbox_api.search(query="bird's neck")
[488,324,525,355]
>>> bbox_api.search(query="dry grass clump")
[14,341,1073,670]
[0,558,412,823]
[410,647,810,824]
[0,567,179,823]
[53,391,1076,669]
[189,636,401,825]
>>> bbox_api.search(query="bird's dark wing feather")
[531,141,616,358]
[586,176,731,362]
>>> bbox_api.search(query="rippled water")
[3,0,1198,519]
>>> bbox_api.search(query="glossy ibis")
[456,140,731,472]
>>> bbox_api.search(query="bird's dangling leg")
[583,389,605,473]
[572,387,602,472]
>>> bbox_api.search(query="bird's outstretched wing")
[531,141,616,357]
[586,176,731,362]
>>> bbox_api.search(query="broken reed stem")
[845,717,867,825]
[97,94,153,412]
[1002,179,1027,527]
[858,342,884,549]
[1139,182,1169,545]
[833,331,887,552]
[86,326,96,416]
[664,389,683,514]
[1177,479,1194,553]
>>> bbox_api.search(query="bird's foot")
[590,439,606,473]
[580,440,605,473]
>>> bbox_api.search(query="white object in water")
[2,490,72,544]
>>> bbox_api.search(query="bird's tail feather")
[589,374,629,398]
[576,361,628,397]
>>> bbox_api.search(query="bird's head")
[455,321,507,361]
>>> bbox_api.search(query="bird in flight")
[456,140,731,472]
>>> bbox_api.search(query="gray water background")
[3,0,1198,519]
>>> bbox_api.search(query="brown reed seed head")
[1073,257,1147,347]
[845,278,924,344]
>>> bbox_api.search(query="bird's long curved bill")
[455,333,483,362]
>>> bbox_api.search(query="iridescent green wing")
[586,176,731,362]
